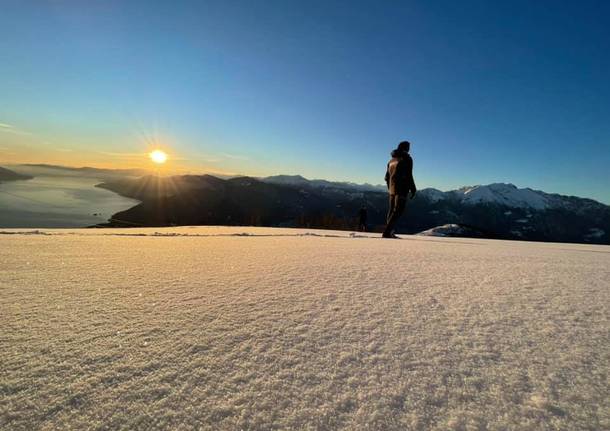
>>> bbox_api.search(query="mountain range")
[11,164,149,180]
[261,174,386,192]
[0,166,33,183]
[96,174,610,245]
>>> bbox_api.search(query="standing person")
[358,206,368,232]
[383,141,417,238]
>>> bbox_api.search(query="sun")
[149,149,167,164]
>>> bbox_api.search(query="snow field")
[1,227,608,430]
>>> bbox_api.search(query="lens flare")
[149,150,167,164]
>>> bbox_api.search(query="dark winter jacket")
[385,149,416,196]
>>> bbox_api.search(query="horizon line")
[5,161,610,206]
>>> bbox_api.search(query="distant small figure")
[383,141,417,238]
[358,206,368,232]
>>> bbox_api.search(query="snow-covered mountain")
[418,188,446,203]
[419,183,607,212]
[420,183,548,208]
[413,183,609,243]
[262,177,605,212]
[454,183,550,209]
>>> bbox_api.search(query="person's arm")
[384,163,390,189]
[406,156,416,198]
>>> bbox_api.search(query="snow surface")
[1,226,609,430]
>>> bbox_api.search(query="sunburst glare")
[149,149,167,164]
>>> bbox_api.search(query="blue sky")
[1,0,609,203]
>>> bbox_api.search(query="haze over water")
[0,176,139,228]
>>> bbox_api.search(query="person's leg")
[384,195,407,236]
[386,194,395,224]
[383,195,398,236]
[393,195,406,220]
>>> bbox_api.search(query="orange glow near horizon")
[0,131,248,178]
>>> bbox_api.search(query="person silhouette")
[358,206,368,232]
[383,141,417,238]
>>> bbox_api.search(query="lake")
[0,176,140,228]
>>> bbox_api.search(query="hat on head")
[397,141,410,152]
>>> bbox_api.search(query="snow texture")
[1,226,609,430]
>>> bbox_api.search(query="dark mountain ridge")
[0,166,33,183]
[96,174,610,245]
[261,174,386,192]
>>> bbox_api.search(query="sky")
[1,0,609,203]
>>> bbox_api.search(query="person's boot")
[382,229,400,239]
[382,230,398,238]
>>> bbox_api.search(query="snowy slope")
[417,224,484,238]
[456,183,550,209]
[1,227,608,430]
[419,182,602,211]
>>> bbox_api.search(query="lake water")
[0,176,140,228]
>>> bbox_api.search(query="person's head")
[397,141,410,153]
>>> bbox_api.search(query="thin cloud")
[0,122,33,136]
[98,151,148,158]
[184,156,222,163]
[220,152,249,160]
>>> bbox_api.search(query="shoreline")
[0,175,141,229]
